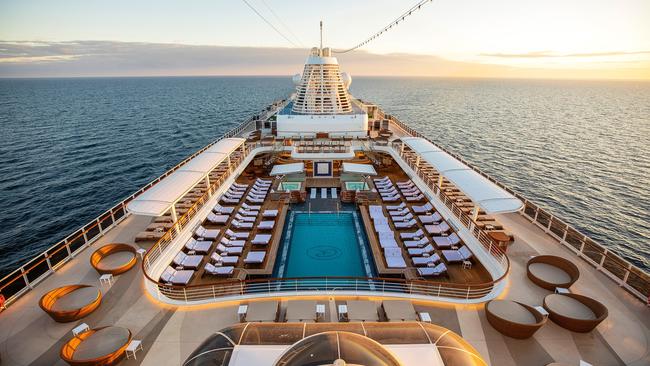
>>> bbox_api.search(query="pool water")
[276,212,374,278]
[345,181,369,191]
[280,182,301,191]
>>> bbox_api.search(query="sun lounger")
[389,208,410,217]
[391,213,414,222]
[433,233,460,248]
[400,228,424,239]
[258,220,275,230]
[172,252,203,269]
[406,194,425,202]
[220,237,245,247]
[249,189,268,196]
[247,196,265,203]
[216,243,243,255]
[185,238,212,253]
[244,300,279,322]
[347,300,380,322]
[442,245,473,263]
[403,237,429,248]
[408,244,435,256]
[394,219,417,229]
[412,202,434,214]
[252,234,272,245]
[146,222,173,231]
[382,194,400,202]
[213,204,235,214]
[262,209,278,218]
[417,263,448,277]
[374,222,393,233]
[195,225,220,239]
[378,232,399,248]
[211,252,238,265]
[247,193,266,200]
[412,253,441,266]
[221,197,240,204]
[204,263,234,276]
[206,213,229,225]
[153,216,173,223]
[368,205,384,218]
[384,248,407,268]
[331,188,337,198]
[231,220,253,229]
[135,231,165,242]
[418,213,442,224]
[232,182,249,189]
[244,251,266,264]
[242,202,262,211]
[234,213,256,223]
[255,178,272,185]
[225,229,249,239]
[285,300,318,322]
[224,192,244,200]
[160,266,194,285]
[396,181,415,189]
[238,208,258,217]
[426,222,451,235]
[386,202,406,211]
[382,300,418,322]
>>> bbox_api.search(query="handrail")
[0,99,285,308]
[386,114,649,301]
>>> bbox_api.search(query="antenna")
[320,21,323,51]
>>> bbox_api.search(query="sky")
[1,0,649,79]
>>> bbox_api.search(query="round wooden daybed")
[485,299,547,339]
[527,255,579,291]
[543,293,608,333]
[39,285,102,323]
[90,243,137,275]
[60,326,132,366]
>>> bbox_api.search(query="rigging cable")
[240,0,298,47]
[333,0,433,53]
[259,0,304,47]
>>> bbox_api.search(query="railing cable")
[240,0,298,47]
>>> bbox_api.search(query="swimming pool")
[280,182,301,191]
[345,181,369,191]
[275,212,374,278]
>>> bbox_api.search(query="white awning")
[127,138,245,216]
[342,162,377,176]
[401,138,523,214]
[270,162,305,176]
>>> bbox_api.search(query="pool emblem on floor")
[307,245,342,260]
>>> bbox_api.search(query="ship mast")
[319,21,323,52]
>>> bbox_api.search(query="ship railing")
[152,276,501,304]
[386,114,649,301]
[0,100,283,309]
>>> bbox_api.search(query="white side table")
[555,287,570,294]
[419,312,432,323]
[534,306,549,318]
[338,304,348,322]
[125,340,143,360]
[316,304,325,321]
[72,323,90,337]
[237,305,248,322]
[136,248,147,259]
[99,274,113,286]
[462,260,472,270]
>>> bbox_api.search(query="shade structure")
[127,138,244,216]
[400,137,523,214]
[342,162,377,176]
[270,162,305,176]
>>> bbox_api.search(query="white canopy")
[127,138,245,216]
[401,137,523,214]
[342,162,377,176]
[270,162,305,176]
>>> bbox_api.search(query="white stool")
[419,312,432,323]
[72,323,90,337]
[534,306,549,318]
[555,287,570,294]
[237,305,248,322]
[462,260,472,270]
[125,340,143,360]
[99,274,113,286]
[316,304,326,321]
[136,248,147,259]
[338,304,348,322]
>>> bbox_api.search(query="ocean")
[0,76,648,278]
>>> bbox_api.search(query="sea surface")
[0,76,648,278]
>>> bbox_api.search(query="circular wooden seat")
[485,299,547,339]
[527,255,579,291]
[90,243,137,275]
[60,326,131,366]
[39,285,102,323]
[543,293,608,332]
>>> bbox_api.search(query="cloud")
[0,40,648,80]
[481,50,650,58]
